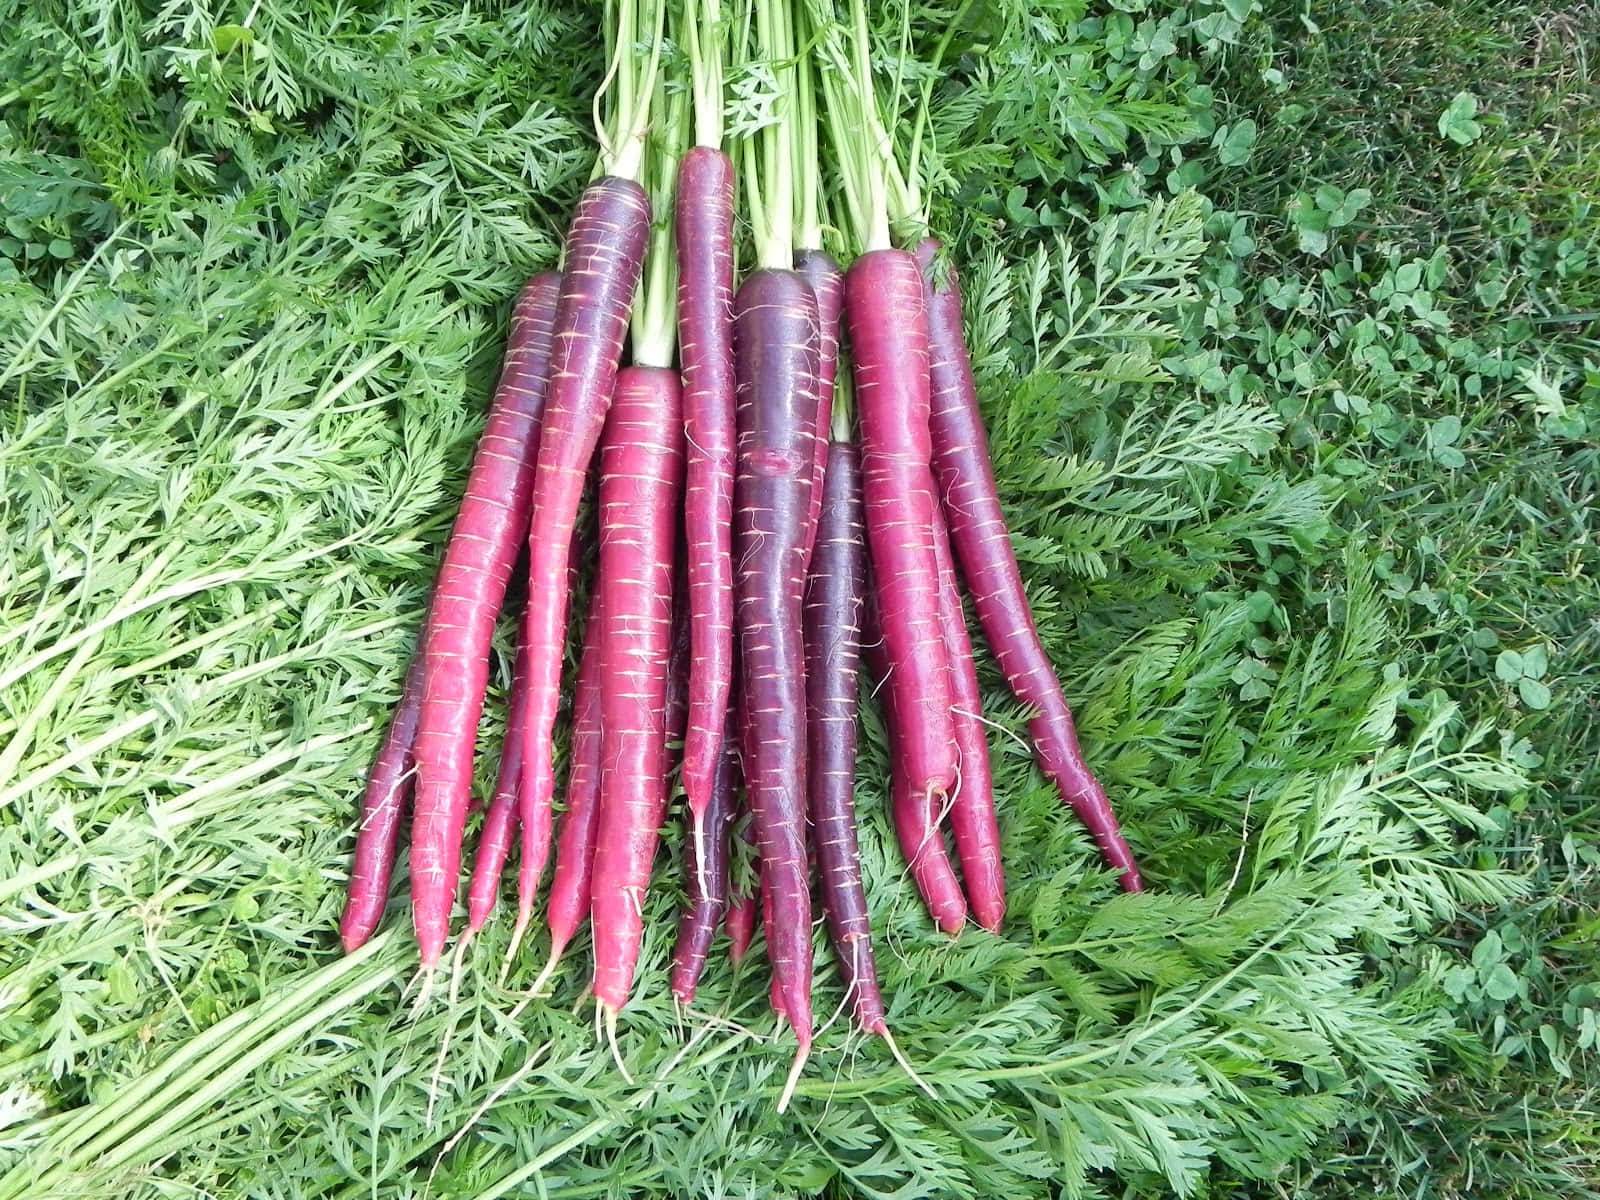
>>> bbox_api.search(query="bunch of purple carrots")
[338,0,1141,1104]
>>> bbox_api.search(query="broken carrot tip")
[602,1003,635,1085]
[776,1044,810,1114]
[528,937,568,997]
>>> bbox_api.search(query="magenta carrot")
[513,178,653,963]
[929,502,1005,932]
[725,882,756,964]
[407,271,561,970]
[670,710,738,1005]
[845,249,957,807]
[341,650,425,953]
[677,146,739,848]
[803,437,887,1031]
[891,764,966,935]
[863,590,967,935]
[795,249,842,565]
[589,366,685,1015]
[463,607,535,937]
[916,239,1142,891]
[724,784,757,964]
[732,268,821,1060]
[538,586,605,988]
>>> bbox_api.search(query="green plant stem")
[631,74,687,367]
[748,0,795,268]
[831,368,855,442]
[793,4,823,252]
[848,0,890,250]
[597,0,665,181]
[892,0,978,232]
[688,0,724,149]
[809,0,889,253]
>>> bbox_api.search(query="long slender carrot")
[340,651,425,953]
[407,271,561,970]
[795,249,842,565]
[732,267,821,1063]
[803,437,887,1031]
[463,605,534,937]
[537,586,604,988]
[844,249,957,807]
[929,502,1005,931]
[670,709,737,1005]
[862,590,967,935]
[916,238,1142,891]
[589,365,685,1014]
[513,178,653,963]
[665,567,691,750]
[677,146,739,844]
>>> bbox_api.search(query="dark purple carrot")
[678,146,739,848]
[764,877,785,1022]
[732,267,821,1064]
[803,437,887,1032]
[341,651,425,952]
[862,591,967,935]
[795,249,842,565]
[916,238,1142,891]
[407,271,561,971]
[845,249,957,809]
[666,565,691,749]
[535,584,605,991]
[670,708,738,1005]
[463,610,534,937]
[929,503,1005,932]
[589,365,684,1016]
[512,179,653,963]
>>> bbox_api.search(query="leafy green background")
[1,0,1595,1196]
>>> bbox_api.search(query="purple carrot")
[916,238,1142,891]
[795,248,843,565]
[666,565,691,749]
[513,178,653,964]
[340,651,425,952]
[929,503,1005,931]
[845,250,957,808]
[732,267,821,1062]
[803,438,887,1032]
[677,147,739,849]
[463,605,535,937]
[862,591,967,935]
[670,708,738,1005]
[589,366,684,1016]
[406,271,561,969]
[534,585,605,991]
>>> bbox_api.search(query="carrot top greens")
[629,73,686,369]
[742,0,799,269]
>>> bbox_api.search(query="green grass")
[1,0,1596,1196]
[1206,2,1600,1193]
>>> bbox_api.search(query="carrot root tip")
[881,1028,936,1100]
[528,937,568,998]
[602,1004,635,1085]
[410,967,437,1020]
[500,914,531,986]
[776,1045,810,1114]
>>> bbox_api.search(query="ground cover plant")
[1,0,1595,1196]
